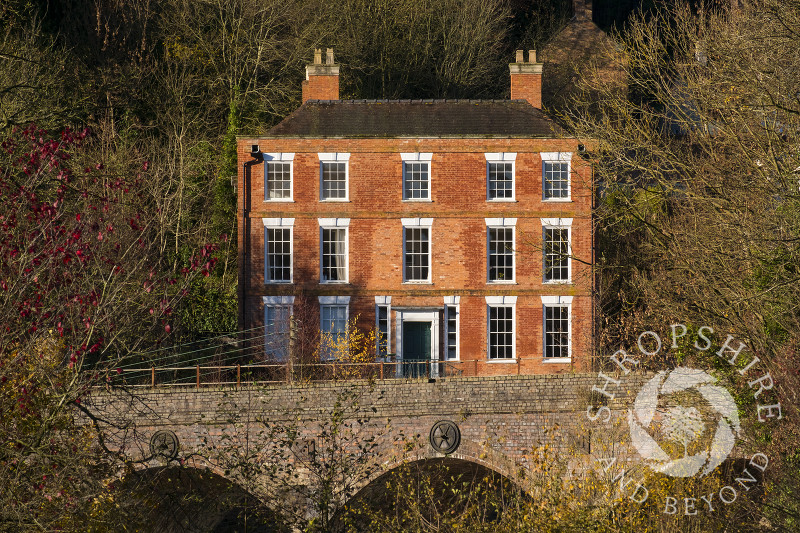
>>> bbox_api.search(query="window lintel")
[400,152,433,162]
[485,295,517,305]
[318,218,350,227]
[484,152,517,162]
[401,218,433,227]
[318,152,350,161]
[541,218,573,227]
[540,295,573,305]
[262,218,295,227]
[318,296,351,305]
[263,295,295,305]
[264,153,295,162]
[540,152,572,161]
[485,217,517,227]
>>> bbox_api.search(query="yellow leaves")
[1,335,71,427]
[315,315,380,379]
[163,36,213,66]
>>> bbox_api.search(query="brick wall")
[302,75,339,102]
[88,373,645,481]
[510,72,543,108]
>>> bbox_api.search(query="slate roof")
[267,99,564,138]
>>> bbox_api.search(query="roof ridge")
[306,99,532,105]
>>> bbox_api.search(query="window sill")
[319,199,350,203]
[320,281,349,284]
[543,280,572,285]
[542,198,572,203]
[265,281,293,285]
[487,198,517,203]
[542,357,572,364]
[402,199,433,203]
[402,281,433,285]
[487,359,517,363]
[264,199,294,203]
[487,280,517,285]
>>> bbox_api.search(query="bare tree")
[564,0,800,526]
[0,21,87,130]
[324,0,512,99]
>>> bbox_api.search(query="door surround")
[394,309,440,376]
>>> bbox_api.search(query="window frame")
[401,153,433,202]
[263,295,295,361]
[318,153,350,202]
[318,295,350,361]
[485,295,517,362]
[485,218,517,284]
[485,153,517,202]
[375,296,392,357]
[443,296,460,361]
[318,218,350,284]
[541,218,573,284]
[401,218,433,284]
[541,295,573,362]
[263,153,295,202]
[541,152,572,202]
[262,218,294,284]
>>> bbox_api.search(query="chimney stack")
[302,48,339,102]
[509,49,543,108]
[573,0,593,21]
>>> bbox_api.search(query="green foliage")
[176,275,238,338]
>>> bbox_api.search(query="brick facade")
[237,52,593,376]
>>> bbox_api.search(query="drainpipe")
[239,161,248,337]
[590,155,597,371]
[240,151,261,341]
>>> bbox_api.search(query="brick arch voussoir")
[110,455,231,486]
[353,437,523,498]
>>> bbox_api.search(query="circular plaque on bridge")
[150,430,180,461]
[429,420,460,455]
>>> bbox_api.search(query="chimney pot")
[529,50,537,63]
[515,50,524,63]
[573,0,592,20]
[303,48,340,102]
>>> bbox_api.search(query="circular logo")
[149,430,180,461]
[429,420,461,454]
[628,367,740,477]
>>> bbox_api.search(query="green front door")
[403,321,431,378]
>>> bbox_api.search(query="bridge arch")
[357,436,523,494]
[109,465,287,532]
[339,452,527,531]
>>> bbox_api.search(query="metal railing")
[109,359,467,389]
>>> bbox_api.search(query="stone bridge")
[85,374,647,530]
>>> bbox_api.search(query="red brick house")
[237,49,593,376]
